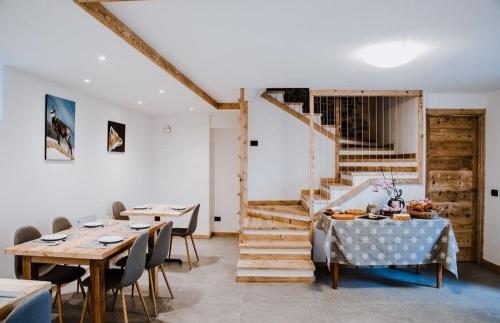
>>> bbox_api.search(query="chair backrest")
[14,226,42,279]
[120,232,148,287]
[147,221,173,268]
[5,290,51,323]
[112,201,128,220]
[185,204,200,236]
[52,217,72,233]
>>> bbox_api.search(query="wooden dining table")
[0,278,52,320]
[4,220,165,323]
[121,204,195,221]
[121,204,195,265]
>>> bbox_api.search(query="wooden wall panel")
[426,111,484,262]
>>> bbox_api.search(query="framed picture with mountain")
[107,121,126,152]
[45,94,76,160]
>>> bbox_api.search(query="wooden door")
[426,110,484,262]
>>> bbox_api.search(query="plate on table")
[133,205,150,210]
[83,221,104,228]
[98,236,124,244]
[129,223,151,230]
[41,233,68,242]
[169,205,187,211]
[358,215,387,221]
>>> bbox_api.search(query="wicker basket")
[407,209,438,219]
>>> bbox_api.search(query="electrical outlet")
[214,216,221,222]
[250,140,258,146]
[492,189,499,197]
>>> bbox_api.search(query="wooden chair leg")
[190,235,199,262]
[159,264,174,298]
[131,283,134,297]
[52,288,58,309]
[184,236,192,270]
[168,235,173,258]
[56,285,63,323]
[119,288,129,323]
[135,282,151,322]
[80,288,89,323]
[112,289,118,311]
[148,269,158,317]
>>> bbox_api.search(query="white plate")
[129,223,151,230]
[41,234,68,242]
[98,236,124,244]
[169,205,186,211]
[83,221,104,228]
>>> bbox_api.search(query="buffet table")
[317,214,459,289]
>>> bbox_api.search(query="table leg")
[416,265,422,274]
[436,263,443,289]
[148,229,159,296]
[90,260,106,323]
[332,263,339,289]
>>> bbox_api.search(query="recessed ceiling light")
[158,90,165,94]
[356,41,426,68]
[84,79,91,83]
[98,55,106,62]
[189,107,195,111]
[137,100,143,105]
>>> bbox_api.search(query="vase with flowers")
[372,168,405,210]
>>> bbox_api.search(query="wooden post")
[436,263,443,288]
[335,97,340,180]
[332,263,339,289]
[308,93,315,238]
[417,92,424,184]
[239,88,248,234]
[89,260,106,323]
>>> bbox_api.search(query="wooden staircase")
[236,201,315,283]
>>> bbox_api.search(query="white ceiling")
[1,0,500,116]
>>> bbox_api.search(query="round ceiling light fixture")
[356,41,426,68]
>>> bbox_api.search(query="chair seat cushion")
[81,268,125,290]
[172,227,188,236]
[39,265,86,285]
[115,253,152,268]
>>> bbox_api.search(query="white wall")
[485,90,500,266]
[210,128,239,232]
[150,115,211,236]
[0,67,153,277]
[0,63,4,120]
[248,96,333,200]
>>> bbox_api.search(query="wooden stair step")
[239,240,312,250]
[236,272,315,283]
[247,208,310,225]
[237,259,315,271]
[241,229,309,241]
[239,248,311,260]
[340,153,416,161]
[243,217,307,231]
[340,166,418,172]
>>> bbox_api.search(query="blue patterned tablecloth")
[317,214,459,277]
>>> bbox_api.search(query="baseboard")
[481,258,500,273]
[212,232,239,237]
[192,234,212,239]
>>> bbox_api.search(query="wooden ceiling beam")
[218,103,240,110]
[77,1,150,3]
[74,0,230,109]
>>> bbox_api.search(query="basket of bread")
[406,199,440,219]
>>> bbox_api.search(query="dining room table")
[317,213,459,289]
[4,219,165,323]
[121,203,195,265]
[0,278,52,320]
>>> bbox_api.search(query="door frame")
[426,108,485,262]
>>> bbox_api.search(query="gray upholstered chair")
[14,226,86,323]
[52,217,85,294]
[52,217,72,233]
[112,201,129,221]
[5,290,51,323]
[80,232,151,323]
[115,222,174,316]
[170,204,200,270]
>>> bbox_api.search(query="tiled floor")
[61,236,500,323]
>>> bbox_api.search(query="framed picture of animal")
[107,121,126,152]
[45,94,76,160]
